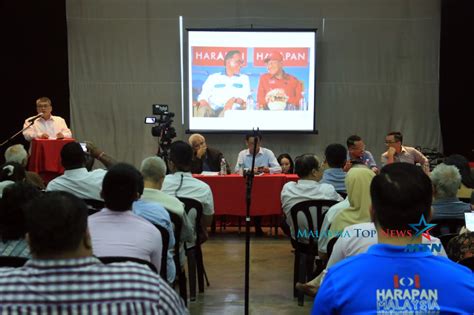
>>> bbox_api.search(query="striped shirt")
[0,257,188,315]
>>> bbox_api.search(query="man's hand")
[198,99,210,108]
[224,97,236,111]
[56,132,64,139]
[386,147,396,158]
[371,166,379,174]
[39,133,49,139]
[343,160,352,172]
[85,141,101,158]
[196,145,207,159]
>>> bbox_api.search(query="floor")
[187,228,314,315]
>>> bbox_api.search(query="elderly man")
[46,141,115,200]
[22,96,72,141]
[381,131,429,171]
[257,52,303,110]
[188,133,230,174]
[344,135,378,173]
[196,50,251,117]
[0,190,188,314]
[312,163,474,314]
[430,163,472,221]
[4,144,44,189]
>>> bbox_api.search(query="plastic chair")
[98,256,158,273]
[326,236,340,260]
[290,199,339,306]
[83,198,104,216]
[169,212,187,306]
[429,218,465,237]
[177,197,210,302]
[0,256,28,267]
[153,224,169,280]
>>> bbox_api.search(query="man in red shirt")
[257,52,303,110]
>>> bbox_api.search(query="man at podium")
[22,97,72,141]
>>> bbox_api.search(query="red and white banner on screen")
[253,48,309,67]
[192,47,248,66]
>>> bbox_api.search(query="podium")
[28,138,76,184]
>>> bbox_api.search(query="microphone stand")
[0,122,34,148]
[244,128,259,315]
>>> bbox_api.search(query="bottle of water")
[220,158,226,175]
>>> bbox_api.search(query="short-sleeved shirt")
[257,72,303,108]
[197,72,251,110]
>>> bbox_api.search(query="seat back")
[0,256,28,267]
[430,218,465,236]
[153,224,169,279]
[337,191,347,199]
[327,236,340,260]
[177,197,203,246]
[98,256,158,273]
[290,200,339,250]
[83,198,104,216]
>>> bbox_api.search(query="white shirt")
[281,179,343,239]
[318,198,351,253]
[88,209,162,272]
[197,72,251,110]
[162,172,214,216]
[234,147,282,174]
[46,167,107,201]
[23,115,72,141]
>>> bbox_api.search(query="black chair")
[153,224,169,280]
[169,211,187,305]
[290,199,339,306]
[336,191,347,199]
[98,256,158,273]
[83,198,104,216]
[429,218,465,237]
[458,256,474,271]
[437,233,458,251]
[177,197,210,302]
[0,256,28,267]
[326,236,340,261]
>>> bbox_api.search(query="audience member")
[4,144,45,189]
[344,135,378,173]
[277,153,294,174]
[312,163,474,314]
[88,163,163,272]
[381,131,429,170]
[430,163,471,220]
[320,144,347,193]
[46,141,115,200]
[162,141,214,244]
[447,229,474,262]
[0,190,188,314]
[0,162,26,197]
[133,170,175,283]
[444,154,474,201]
[318,167,375,260]
[195,50,250,117]
[281,154,342,239]
[188,133,230,174]
[256,52,303,110]
[0,182,41,257]
[22,96,72,141]
[234,133,281,174]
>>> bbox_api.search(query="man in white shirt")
[162,141,214,244]
[23,97,72,141]
[46,141,115,201]
[88,163,163,272]
[234,133,282,174]
[281,154,343,239]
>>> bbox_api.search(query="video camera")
[144,104,177,159]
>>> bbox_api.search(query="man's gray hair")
[4,144,28,166]
[430,163,461,199]
[140,156,166,183]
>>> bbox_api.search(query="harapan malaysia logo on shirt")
[376,274,440,313]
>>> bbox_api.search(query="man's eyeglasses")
[384,140,398,144]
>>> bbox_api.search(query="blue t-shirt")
[312,244,474,314]
[320,168,346,193]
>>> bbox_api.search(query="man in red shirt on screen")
[257,52,303,110]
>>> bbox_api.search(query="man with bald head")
[188,133,230,174]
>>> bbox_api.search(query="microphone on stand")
[27,113,43,123]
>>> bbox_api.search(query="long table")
[193,174,298,216]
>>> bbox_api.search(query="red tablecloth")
[194,174,298,216]
[28,138,75,183]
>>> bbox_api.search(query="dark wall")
[0,0,70,161]
[440,0,474,161]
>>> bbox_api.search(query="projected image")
[188,30,316,132]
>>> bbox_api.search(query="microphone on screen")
[27,113,43,123]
